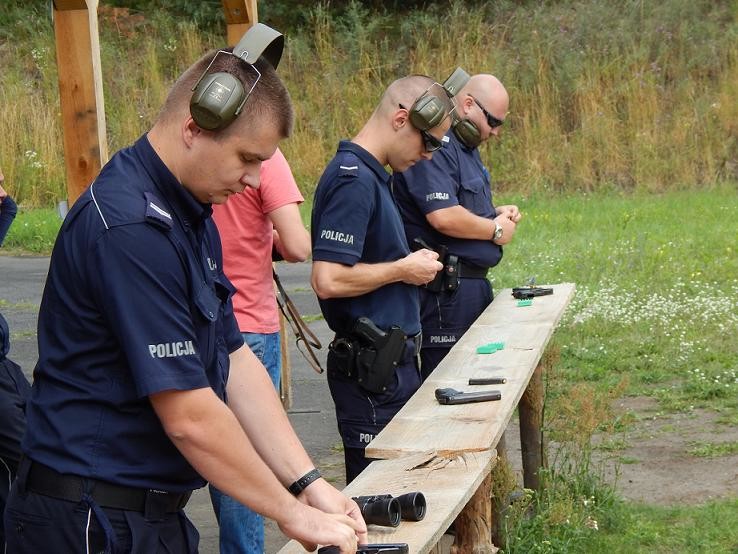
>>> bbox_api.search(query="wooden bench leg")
[519,362,546,490]
[490,433,508,547]
[452,472,496,554]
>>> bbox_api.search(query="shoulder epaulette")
[337,152,361,178]
[144,191,173,230]
[338,164,359,178]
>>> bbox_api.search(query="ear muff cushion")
[190,72,245,131]
[452,118,482,148]
[409,95,446,131]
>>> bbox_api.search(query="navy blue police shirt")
[23,135,242,492]
[393,132,502,269]
[311,141,420,336]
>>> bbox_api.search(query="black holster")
[329,317,407,394]
[425,244,448,293]
[411,238,458,293]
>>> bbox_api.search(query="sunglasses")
[471,96,504,129]
[398,103,444,153]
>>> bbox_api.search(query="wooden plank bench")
[278,283,575,553]
[278,451,495,554]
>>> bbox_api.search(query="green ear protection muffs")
[440,66,483,148]
[190,23,284,131]
[408,94,448,131]
[452,116,482,149]
[405,72,466,134]
[442,67,470,97]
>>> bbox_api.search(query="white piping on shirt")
[90,182,109,230]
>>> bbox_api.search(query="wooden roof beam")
[52,0,107,205]
[221,0,258,46]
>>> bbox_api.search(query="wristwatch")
[492,221,504,241]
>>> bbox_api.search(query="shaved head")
[376,75,435,118]
[460,74,509,120]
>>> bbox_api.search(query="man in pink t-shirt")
[211,147,310,554]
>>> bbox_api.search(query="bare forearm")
[426,206,495,240]
[151,387,301,522]
[273,229,311,262]
[225,346,315,484]
[270,204,311,262]
[311,259,403,298]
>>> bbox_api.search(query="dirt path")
[599,397,738,505]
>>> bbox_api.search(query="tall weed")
[0,0,736,204]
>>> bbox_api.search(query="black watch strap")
[288,468,321,496]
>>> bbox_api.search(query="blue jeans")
[209,331,281,554]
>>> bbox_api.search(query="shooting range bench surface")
[279,283,575,553]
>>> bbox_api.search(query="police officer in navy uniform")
[3,32,366,554]
[394,73,522,379]
[311,76,452,483]
[0,312,30,547]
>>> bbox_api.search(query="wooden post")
[52,0,108,206]
[278,291,293,410]
[221,0,259,46]
[519,362,546,490]
[452,471,496,554]
[490,432,508,547]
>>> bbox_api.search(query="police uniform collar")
[135,134,211,225]
[337,140,391,184]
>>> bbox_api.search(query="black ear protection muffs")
[190,23,284,131]
[440,66,483,148]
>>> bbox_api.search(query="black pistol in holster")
[412,237,457,292]
[352,317,407,394]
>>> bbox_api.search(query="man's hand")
[493,214,516,245]
[300,479,369,546]
[496,204,522,223]
[278,501,362,554]
[398,249,443,285]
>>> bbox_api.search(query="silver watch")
[493,221,504,241]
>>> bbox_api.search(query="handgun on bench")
[318,543,409,554]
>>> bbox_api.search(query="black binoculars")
[352,492,426,527]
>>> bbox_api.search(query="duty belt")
[329,332,422,378]
[456,260,488,279]
[21,458,191,514]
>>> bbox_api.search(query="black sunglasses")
[471,96,504,129]
[399,104,444,153]
[420,130,443,152]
